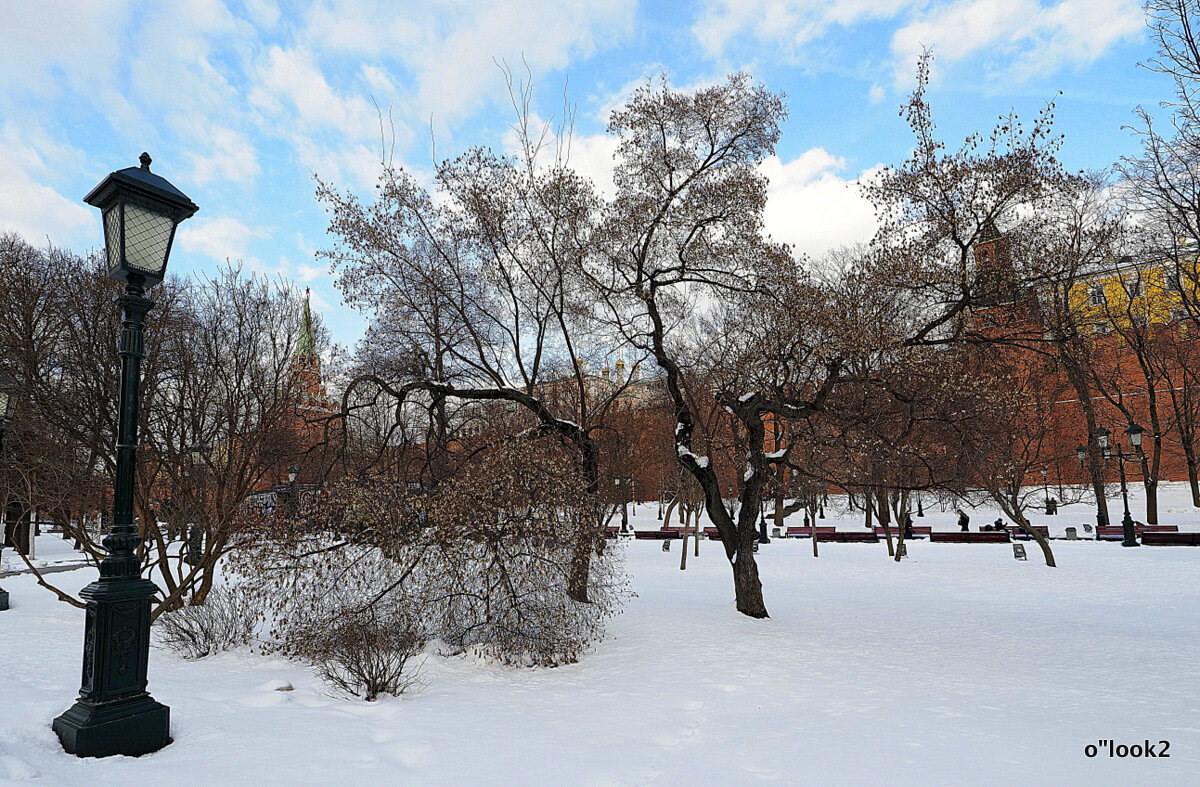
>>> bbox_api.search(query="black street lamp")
[758,497,770,543]
[287,466,300,520]
[54,153,197,758]
[0,373,16,612]
[1078,425,1142,548]
[915,493,923,518]
[1114,425,1143,547]
[1041,467,1051,513]
[185,443,208,565]
[615,476,631,530]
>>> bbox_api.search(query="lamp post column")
[1117,449,1139,548]
[54,274,171,757]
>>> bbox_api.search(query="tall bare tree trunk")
[1187,453,1200,507]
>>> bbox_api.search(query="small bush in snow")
[154,586,255,659]
[307,615,425,701]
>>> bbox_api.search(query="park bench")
[1141,531,1200,546]
[1009,525,1049,540]
[704,527,722,540]
[634,529,681,540]
[1097,524,1178,540]
[786,526,836,538]
[819,531,879,543]
[928,531,1011,543]
[873,526,931,538]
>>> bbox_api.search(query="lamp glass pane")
[122,202,175,276]
[103,205,122,267]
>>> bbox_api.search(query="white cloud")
[297,263,325,282]
[869,84,886,104]
[0,124,94,246]
[188,126,262,186]
[300,0,637,122]
[890,0,1145,87]
[694,0,916,59]
[0,0,132,104]
[252,46,379,139]
[244,0,281,28]
[565,132,619,197]
[177,215,268,265]
[760,149,879,258]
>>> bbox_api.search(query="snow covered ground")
[2,485,1199,785]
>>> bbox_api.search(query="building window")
[1165,268,1183,291]
[1093,322,1110,335]
[1126,276,1143,298]
[1089,286,1105,306]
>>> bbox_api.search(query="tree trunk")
[567,537,594,603]
[1019,513,1056,568]
[567,440,603,604]
[1188,454,1200,507]
[733,547,768,618]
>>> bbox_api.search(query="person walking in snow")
[957,509,970,532]
[903,511,915,540]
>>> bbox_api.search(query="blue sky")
[0,0,1172,348]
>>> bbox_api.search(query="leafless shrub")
[306,614,425,701]
[154,586,256,659]
[230,436,628,691]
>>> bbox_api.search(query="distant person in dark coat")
[957,509,970,532]
[903,511,915,540]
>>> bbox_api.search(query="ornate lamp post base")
[0,587,8,611]
[53,577,169,757]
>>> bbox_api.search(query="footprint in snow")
[0,754,39,781]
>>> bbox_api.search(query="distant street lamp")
[1078,425,1143,548]
[185,443,209,565]
[0,373,17,612]
[54,153,197,758]
[615,476,632,529]
[0,374,16,451]
[287,466,300,521]
[1041,467,1050,513]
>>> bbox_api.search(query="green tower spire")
[296,287,316,358]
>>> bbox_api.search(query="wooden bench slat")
[928,531,1011,543]
[1142,531,1200,546]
